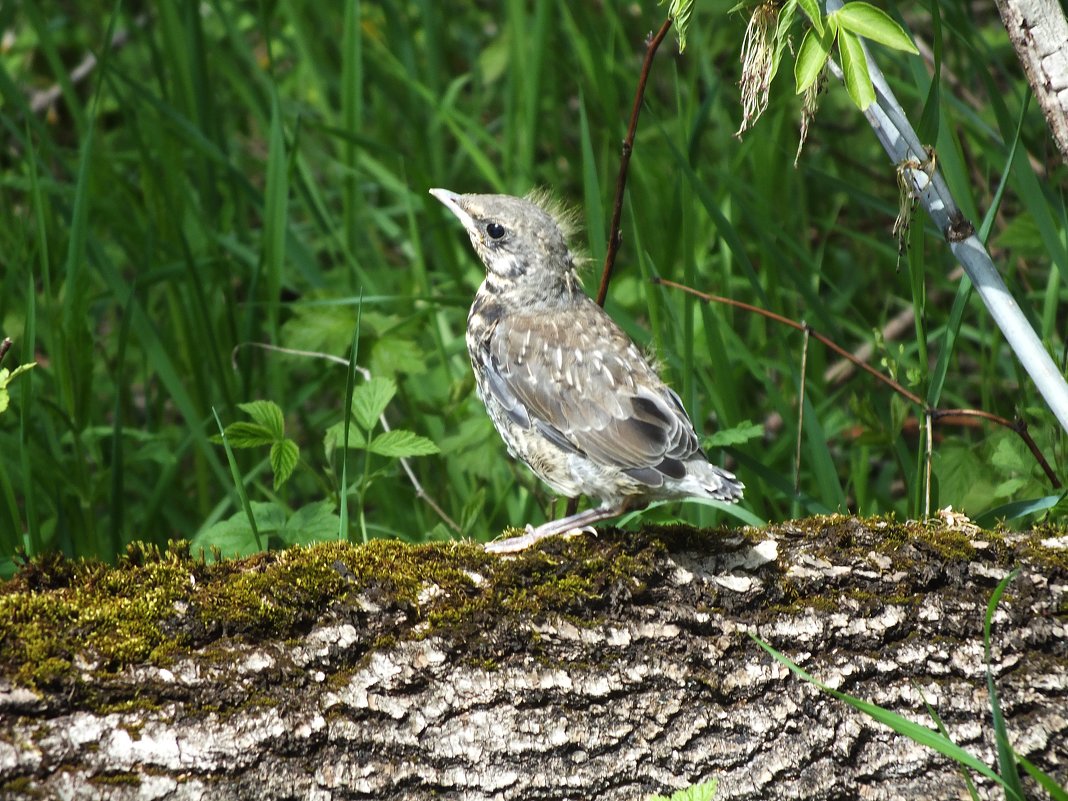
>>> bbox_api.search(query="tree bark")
[995,0,1068,164]
[0,517,1065,800]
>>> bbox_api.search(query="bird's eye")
[486,222,506,240]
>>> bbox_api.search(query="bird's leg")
[484,502,629,554]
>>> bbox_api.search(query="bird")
[429,188,743,553]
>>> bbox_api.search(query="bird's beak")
[429,187,476,231]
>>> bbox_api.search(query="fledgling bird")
[430,188,743,553]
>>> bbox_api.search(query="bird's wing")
[482,305,702,486]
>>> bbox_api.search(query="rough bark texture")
[0,517,1066,800]
[995,0,1068,164]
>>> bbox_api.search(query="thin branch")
[654,277,920,404]
[824,266,964,386]
[595,17,673,308]
[231,342,462,534]
[652,276,1062,489]
[28,18,144,114]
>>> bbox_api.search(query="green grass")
[0,1,1065,566]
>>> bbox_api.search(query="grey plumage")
[430,188,743,552]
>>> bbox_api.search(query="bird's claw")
[560,525,596,540]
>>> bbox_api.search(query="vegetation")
[756,567,1068,800]
[1,2,1065,568]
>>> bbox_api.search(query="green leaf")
[770,0,799,83]
[324,421,367,451]
[975,494,1064,528]
[833,2,918,53]
[705,420,764,448]
[0,363,37,415]
[239,400,286,439]
[191,518,263,558]
[351,376,397,430]
[368,429,441,458]
[221,421,276,448]
[794,26,832,94]
[658,0,694,52]
[192,502,286,557]
[280,500,341,546]
[796,0,824,35]
[1,362,37,387]
[371,337,427,378]
[838,29,875,110]
[1017,755,1068,801]
[280,304,356,353]
[270,439,300,489]
[0,371,9,415]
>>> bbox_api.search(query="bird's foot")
[484,524,596,554]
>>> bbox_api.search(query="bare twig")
[824,266,964,386]
[652,276,1062,489]
[231,342,462,534]
[595,17,673,307]
[562,18,673,520]
[28,18,144,114]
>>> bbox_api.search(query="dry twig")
[653,276,1061,489]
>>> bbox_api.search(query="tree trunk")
[995,0,1068,164]
[0,516,1065,800]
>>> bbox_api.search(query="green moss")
[1,516,1061,695]
[0,777,36,796]
[1022,524,1068,574]
[99,699,162,716]
[419,532,665,660]
[0,536,501,691]
[89,772,141,787]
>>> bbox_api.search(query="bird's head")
[430,188,583,304]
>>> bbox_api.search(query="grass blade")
[339,295,363,542]
[752,635,1018,794]
[212,407,263,552]
[984,568,1026,800]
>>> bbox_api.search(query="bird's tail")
[696,463,744,503]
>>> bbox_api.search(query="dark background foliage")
[1,1,1064,568]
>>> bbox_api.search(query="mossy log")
[1,515,1066,800]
